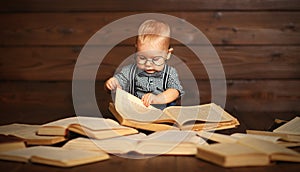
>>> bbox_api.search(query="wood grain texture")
[0,80,299,125]
[0,12,299,46]
[0,152,300,172]
[1,46,299,81]
[0,0,299,12]
[0,0,299,124]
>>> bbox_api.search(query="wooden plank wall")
[0,0,299,124]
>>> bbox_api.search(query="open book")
[273,116,300,135]
[246,116,300,143]
[37,116,138,140]
[0,135,26,152]
[0,123,66,145]
[0,146,109,167]
[197,131,300,147]
[109,88,239,131]
[246,130,300,143]
[196,137,300,167]
[63,130,207,155]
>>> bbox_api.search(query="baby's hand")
[141,93,156,107]
[105,77,121,91]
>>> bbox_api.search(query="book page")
[115,88,164,122]
[142,130,207,145]
[0,123,41,135]
[0,124,65,145]
[74,117,134,130]
[136,130,207,155]
[0,146,109,167]
[93,133,146,154]
[42,117,79,128]
[0,146,49,162]
[30,146,109,167]
[39,117,137,137]
[237,137,300,156]
[0,134,24,144]
[273,117,300,135]
[0,135,26,152]
[198,142,264,156]
[42,116,131,130]
[63,133,147,152]
[246,130,300,142]
[163,103,234,126]
[197,131,238,143]
[231,133,281,143]
[64,133,147,154]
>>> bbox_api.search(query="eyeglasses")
[135,55,166,66]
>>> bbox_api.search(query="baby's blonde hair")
[137,19,170,51]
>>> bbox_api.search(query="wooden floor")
[0,113,299,172]
[1,154,300,172]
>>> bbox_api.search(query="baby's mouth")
[145,69,156,73]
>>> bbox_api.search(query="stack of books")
[0,116,139,167]
[0,116,209,167]
[0,88,298,168]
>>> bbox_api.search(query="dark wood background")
[0,0,299,125]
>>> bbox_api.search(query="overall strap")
[163,65,176,107]
[162,65,170,90]
[128,64,137,95]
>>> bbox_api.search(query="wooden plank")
[0,81,75,125]
[0,46,299,81]
[162,45,300,80]
[0,80,299,125]
[237,113,297,131]
[0,153,300,172]
[0,0,299,12]
[0,12,299,46]
[186,80,300,113]
[0,154,300,172]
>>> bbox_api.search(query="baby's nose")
[145,59,153,66]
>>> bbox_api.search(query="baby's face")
[136,44,167,73]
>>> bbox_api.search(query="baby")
[105,19,184,109]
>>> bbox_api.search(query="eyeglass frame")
[135,54,167,66]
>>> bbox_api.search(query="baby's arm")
[105,77,122,91]
[141,88,179,107]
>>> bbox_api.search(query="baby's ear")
[166,52,171,60]
[166,48,174,60]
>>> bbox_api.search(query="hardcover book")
[0,124,66,145]
[37,116,138,140]
[0,146,109,167]
[196,137,300,167]
[109,88,239,131]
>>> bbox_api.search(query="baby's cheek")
[153,65,165,71]
[136,64,145,70]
